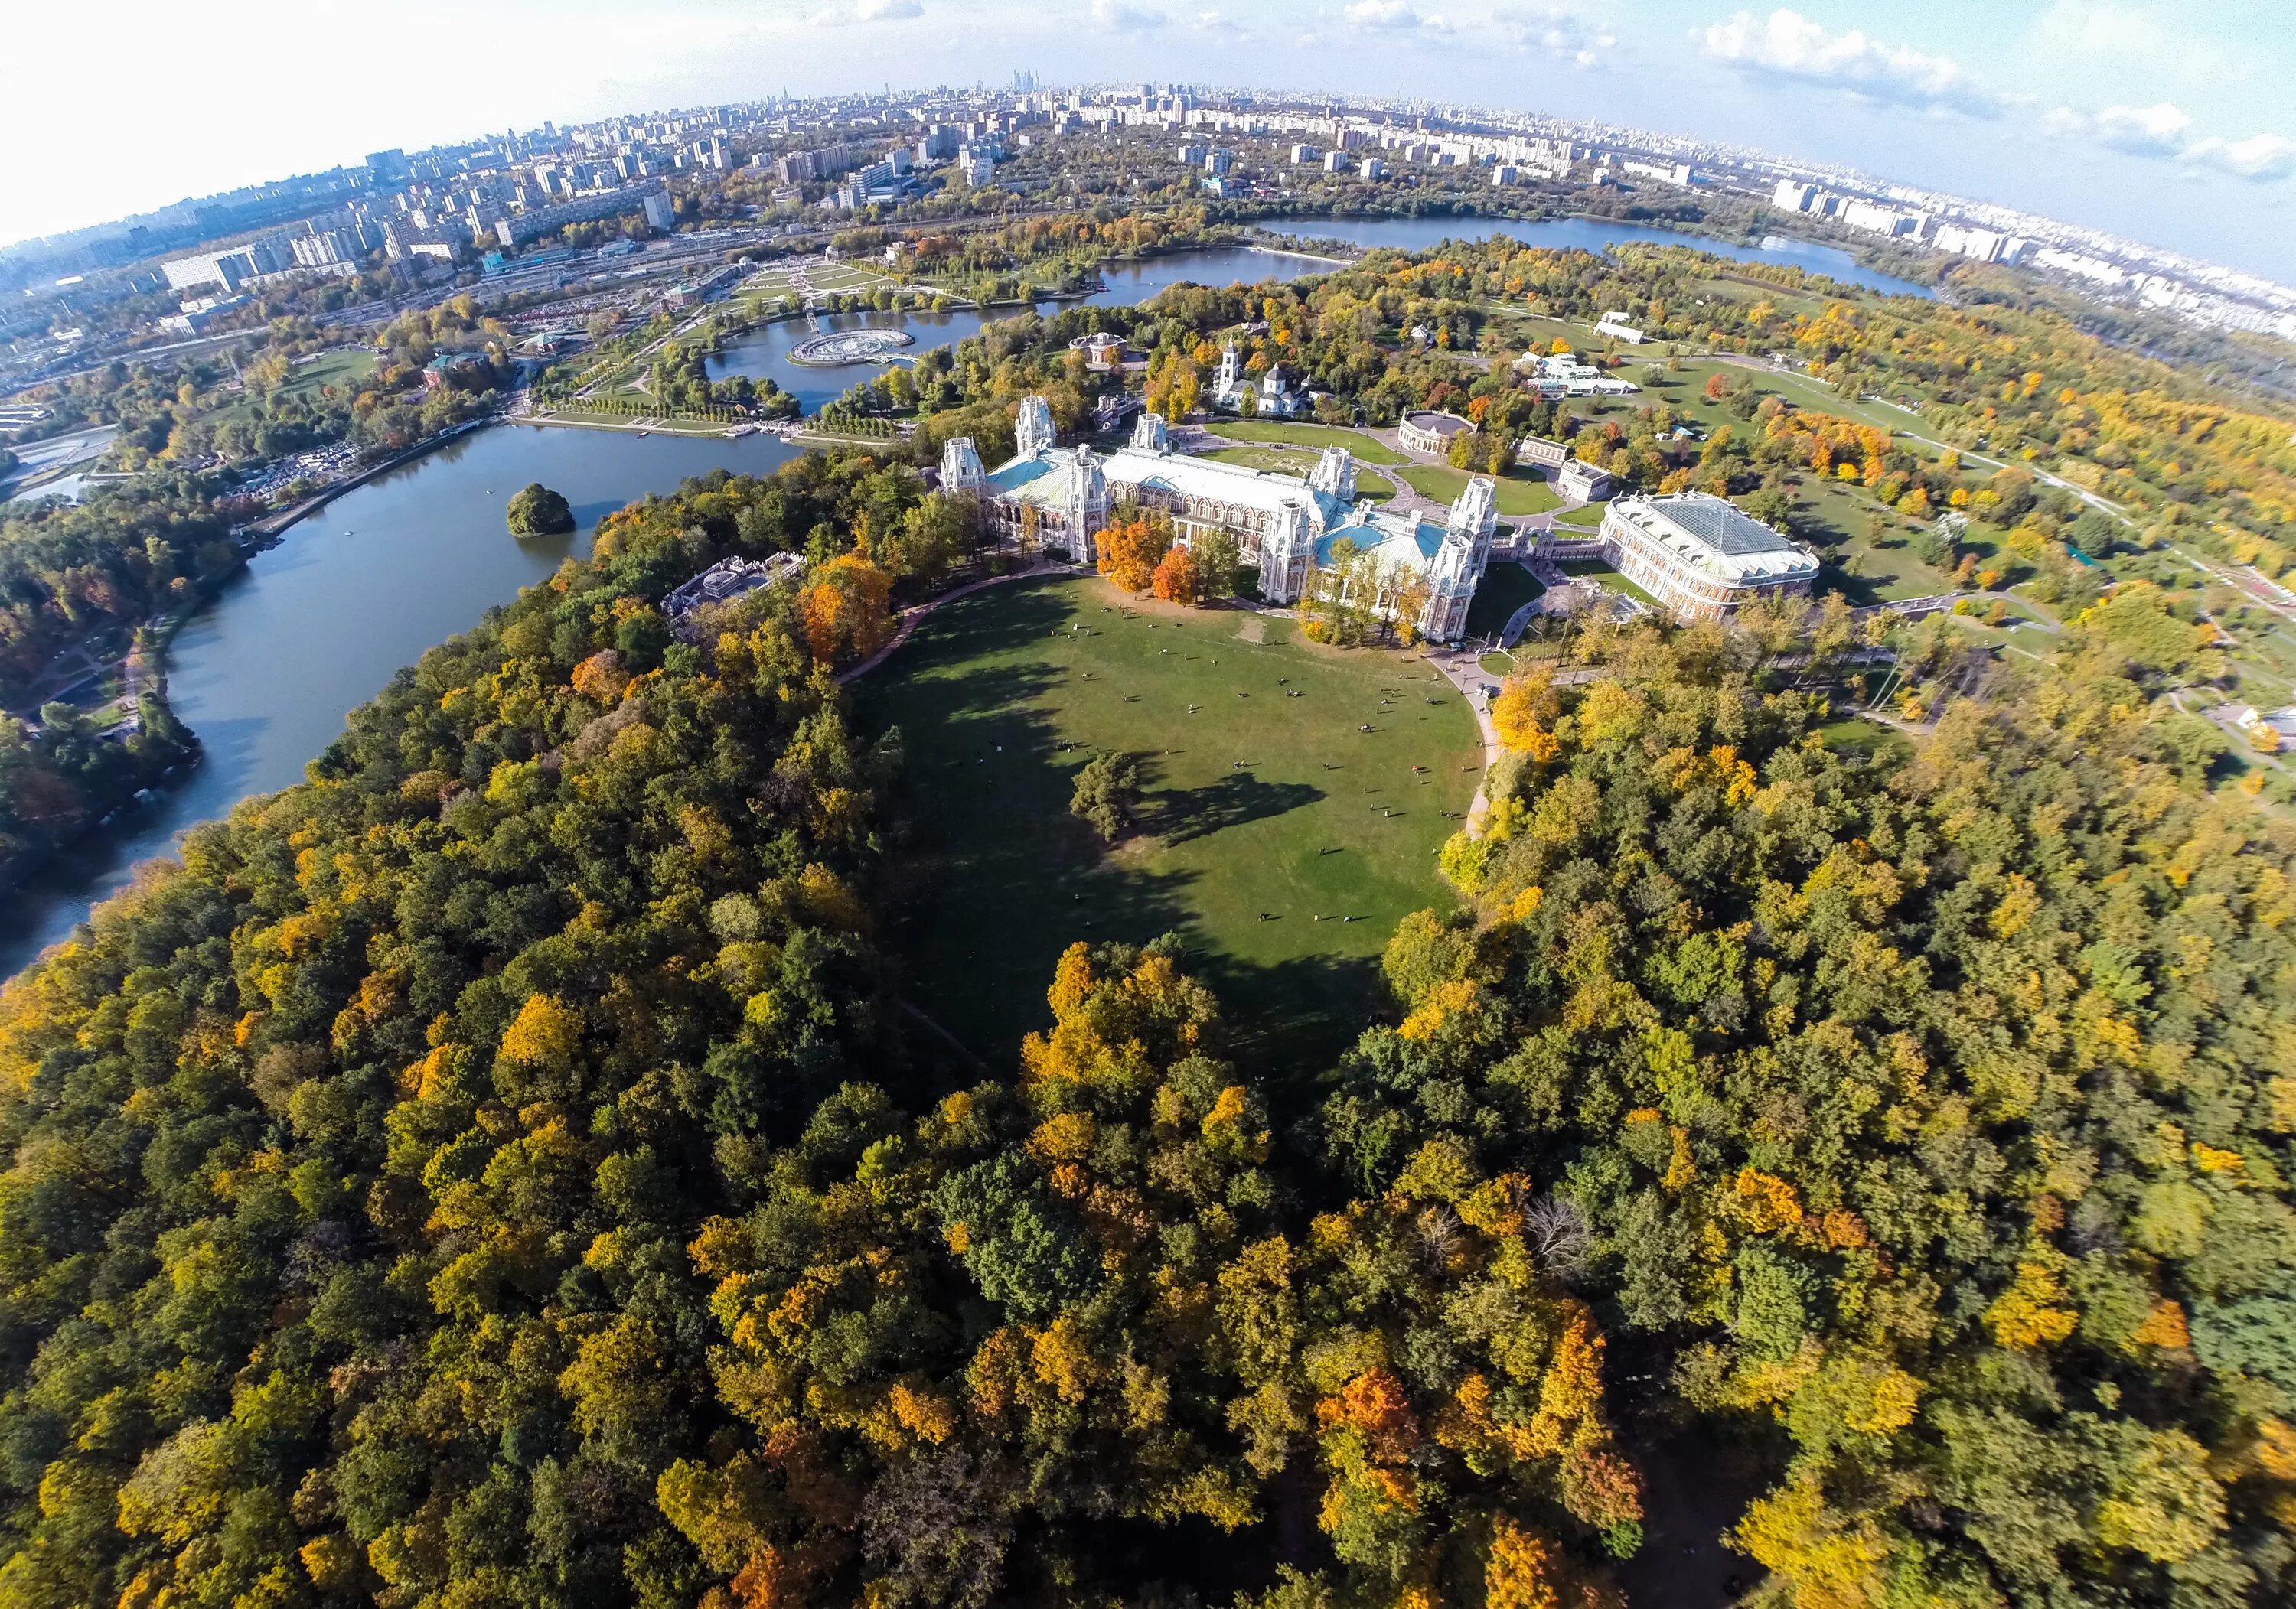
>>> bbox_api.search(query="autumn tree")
[1151,542,1202,606]
[1094,517,1172,594]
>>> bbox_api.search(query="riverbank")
[0,424,803,979]
[237,415,494,539]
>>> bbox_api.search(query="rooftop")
[1403,409,1472,438]
[1100,445,1342,523]
[1315,508,1446,571]
[1607,493,1819,585]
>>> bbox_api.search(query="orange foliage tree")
[1152,543,1202,606]
[1096,517,1172,593]
[797,553,896,665]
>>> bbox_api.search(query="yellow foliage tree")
[1485,1515,1562,1609]
[500,992,582,1070]
[1492,669,1562,761]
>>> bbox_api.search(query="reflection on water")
[1,425,797,976]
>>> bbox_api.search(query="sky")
[3,0,2292,281]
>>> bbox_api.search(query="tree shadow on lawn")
[1153,770,1324,844]
[863,576,1407,1084]
[1194,949,1388,1093]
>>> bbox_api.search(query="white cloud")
[1495,7,1614,64]
[2185,132,2296,181]
[2041,100,2295,181]
[1345,0,1419,26]
[1697,8,2004,116]
[815,0,921,25]
[1694,7,2294,186]
[1091,0,1166,29]
[2033,1,2249,87]
[2079,100,2193,156]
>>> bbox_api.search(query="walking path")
[1419,641,1505,833]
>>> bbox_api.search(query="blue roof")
[1315,513,1446,570]
[987,458,1054,496]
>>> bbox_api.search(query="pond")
[705,244,1329,412]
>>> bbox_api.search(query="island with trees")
[506,481,576,537]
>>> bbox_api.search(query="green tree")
[505,481,575,536]
[1069,748,1142,840]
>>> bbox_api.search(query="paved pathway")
[1419,641,1505,834]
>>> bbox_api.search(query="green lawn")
[531,411,732,437]
[1561,559,1662,610]
[1790,476,1956,604]
[851,575,1482,1073]
[1463,560,1544,640]
[1207,420,1406,464]
[1635,361,1914,439]
[1397,463,1560,516]
[208,349,377,426]
[285,350,375,401]
[1814,715,1913,762]
[806,262,893,291]
[1555,503,1607,529]
[1203,445,1394,500]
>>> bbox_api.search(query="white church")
[939,397,1502,643]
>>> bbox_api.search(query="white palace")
[940,399,1502,641]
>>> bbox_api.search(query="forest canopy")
[0,440,2290,1609]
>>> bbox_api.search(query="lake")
[1257,213,1935,298]
[0,425,797,976]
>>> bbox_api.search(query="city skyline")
[2,0,2292,282]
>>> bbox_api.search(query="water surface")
[3,425,795,975]
[707,245,1326,412]
[1260,213,1934,298]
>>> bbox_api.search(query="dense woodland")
[0,450,2288,1609]
[2,221,2296,1609]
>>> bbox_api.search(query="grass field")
[808,262,896,292]
[1814,715,1914,763]
[1561,559,1662,609]
[1204,445,1395,500]
[286,350,376,399]
[1634,362,1914,440]
[531,411,733,437]
[852,575,1482,1073]
[210,350,377,426]
[738,261,895,308]
[1463,560,1544,640]
[1207,420,1406,464]
[1396,463,1561,516]
[1791,477,1955,604]
[736,268,805,304]
[1554,503,1607,528]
